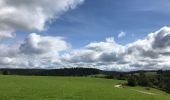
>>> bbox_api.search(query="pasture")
[0,75,169,100]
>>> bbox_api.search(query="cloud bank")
[61,26,170,71]
[0,26,170,71]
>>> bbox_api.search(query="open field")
[0,75,169,100]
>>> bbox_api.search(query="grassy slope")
[0,75,169,100]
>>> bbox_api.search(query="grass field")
[0,75,169,100]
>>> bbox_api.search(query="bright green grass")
[0,75,169,100]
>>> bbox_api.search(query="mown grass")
[0,75,169,100]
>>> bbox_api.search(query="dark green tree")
[127,75,137,86]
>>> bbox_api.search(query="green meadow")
[0,75,169,100]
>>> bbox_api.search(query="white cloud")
[61,37,127,71]
[19,33,70,68]
[0,0,84,39]
[0,33,70,68]
[62,37,125,63]
[20,33,69,55]
[118,31,126,38]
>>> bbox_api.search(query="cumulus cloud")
[118,31,126,38]
[127,26,170,58]
[0,0,84,39]
[152,27,170,50]
[61,37,128,71]
[124,26,170,70]
[19,33,70,68]
[62,37,125,63]
[20,33,69,55]
[0,33,70,68]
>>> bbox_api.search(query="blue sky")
[37,0,170,47]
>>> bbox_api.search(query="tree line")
[0,68,101,76]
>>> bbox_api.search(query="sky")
[0,0,170,71]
